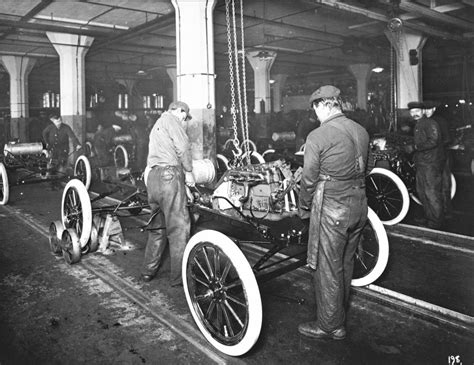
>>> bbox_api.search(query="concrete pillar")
[166,66,177,103]
[348,63,372,111]
[272,74,287,113]
[0,56,36,141]
[385,29,426,109]
[47,32,94,143]
[246,50,276,114]
[171,0,217,161]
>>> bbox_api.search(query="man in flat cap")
[140,100,195,287]
[406,101,445,228]
[298,85,372,340]
[424,101,453,218]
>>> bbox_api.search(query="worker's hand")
[185,171,195,187]
[298,207,311,220]
[76,144,82,151]
[403,144,415,154]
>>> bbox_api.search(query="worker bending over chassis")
[298,85,372,340]
[141,101,195,287]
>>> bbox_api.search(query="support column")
[272,74,287,113]
[171,0,217,161]
[348,63,372,111]
[166,66,177,103]
[246,51,276,114]
[47,32,94,143]
[385,29,426,109]
[0,56,36,141]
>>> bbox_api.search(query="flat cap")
[423,100,439,109]
[309,85,340,104]
[169,100,192,120]
[407,101,424,110]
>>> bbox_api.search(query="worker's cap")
[407,101,424,110]
[169,101,192,120]
[423,100,439,109]
[309,85,340,104]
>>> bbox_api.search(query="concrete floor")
[0,175,473,364]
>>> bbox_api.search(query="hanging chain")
[225,0,241,157]
[239,0,251,164]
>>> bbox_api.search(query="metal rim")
[114,144,129,169]
[48,220,64,256]
[61,228,81,265]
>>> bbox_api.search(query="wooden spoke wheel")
[61,179,92,249]
[183,230,262,356]
[48,220,64,256]
[366,167,410,225]
[74,155,92,190]
[61,228,81,264]
[0,162,9,206]
[114,144,129,169]
[240,139,257,153]
[351,208,389,287]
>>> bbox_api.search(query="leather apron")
[307,178,327,270]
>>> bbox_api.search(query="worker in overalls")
[42,113,81,189]
[298,85,371,340]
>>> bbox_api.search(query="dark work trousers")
[441,156,453,217]
[142,165,190,285]
[312,184,367,332]
[416,163,444,229]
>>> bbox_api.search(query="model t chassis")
[53,159,388,356]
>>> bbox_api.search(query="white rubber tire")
[216,154,230,171]
[183,229,262,357]
[74,155,92,190]
[410,172,456,205]
[0,162,9,205]
[367,167,410,225]
[61,179,92,249]
[241,151,265,164]
[262,149,276,161]
[351,207,389,287]
[114,144,129,169]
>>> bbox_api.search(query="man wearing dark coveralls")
[405,102,444,229]
[298,85,371,340]
[140,101,195,286]
[42,113,81,189]
[424,101,452,219]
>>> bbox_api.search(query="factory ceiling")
[0,0,473,91]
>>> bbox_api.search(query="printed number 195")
[448,355,462,365]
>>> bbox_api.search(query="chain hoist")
[225,0,251,165]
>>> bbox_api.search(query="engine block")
[212,160,301,221]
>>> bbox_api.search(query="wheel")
[61,179,92,249]
[61,228,81,264]
[366,167,410,225]
[114,144,129,168]
[183,230,262,356]
[351,207,389,287]
[241,151,265,165]
[240,139,257,153]
[262,149,276,162]
[0,162,9,205]
[48,220,64,256]
[74,155,92,190]
[410,172,457,205]
[216,154,229,173]
[450,173,456,199]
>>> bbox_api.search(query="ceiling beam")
[316,0,464,41]
[399,0,474,31]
